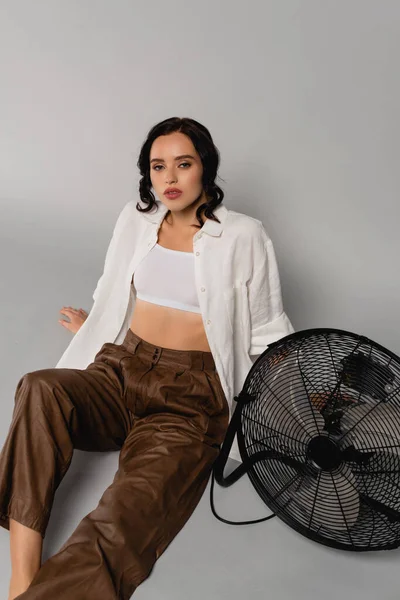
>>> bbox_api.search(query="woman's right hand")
[59,306,88,334]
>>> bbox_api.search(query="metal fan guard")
[237,328,400,552]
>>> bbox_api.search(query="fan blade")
[289,374,325,438]
[345,433,400,517]
[341,403,400,445]
[264,355,324,443]
[339,406,400,517]
[290,465,360,531]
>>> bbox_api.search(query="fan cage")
[237,328,400,551]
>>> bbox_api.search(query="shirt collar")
[139,200,228,237]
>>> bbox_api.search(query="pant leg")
[14,348,230,599]
[0,342,132,538]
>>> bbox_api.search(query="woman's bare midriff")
[129,298,211,351]
[129,210,211,352]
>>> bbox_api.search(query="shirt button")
[196,251,200,256]
[207,319,211,325]
[201,287,205,292]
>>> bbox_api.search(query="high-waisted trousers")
[0,328,230,599]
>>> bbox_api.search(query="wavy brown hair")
[136,117,225,229]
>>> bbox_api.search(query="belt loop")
[191,353,201,371]
[203,353,215,371]
[132,338,141,354]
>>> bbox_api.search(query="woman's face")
[149,132,206,213]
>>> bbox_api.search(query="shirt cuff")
[249,311,295,356]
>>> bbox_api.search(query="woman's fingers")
[58,307,87,334]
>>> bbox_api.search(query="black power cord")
[209,469,276,525]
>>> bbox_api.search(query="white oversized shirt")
[55,199,295,462]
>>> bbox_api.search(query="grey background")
[1,1,400,598]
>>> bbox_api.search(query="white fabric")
[134,243,200,313]
[55,199,295,462]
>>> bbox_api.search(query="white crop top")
[132,243,201,314]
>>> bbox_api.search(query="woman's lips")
[164,191,182,199]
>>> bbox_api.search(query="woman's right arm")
[58,201,133,335]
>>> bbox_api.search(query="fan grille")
[239,329,400,551]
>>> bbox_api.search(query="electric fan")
[211,328,400,552]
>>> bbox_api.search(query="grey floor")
[1,242,400,600]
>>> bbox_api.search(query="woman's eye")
[152,162,191,171]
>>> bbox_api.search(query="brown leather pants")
[0,328,230,599]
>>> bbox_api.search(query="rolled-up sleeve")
[248,225,295,357]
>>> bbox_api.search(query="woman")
[0,117,294,599]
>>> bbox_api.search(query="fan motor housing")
[307,435,342,471]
